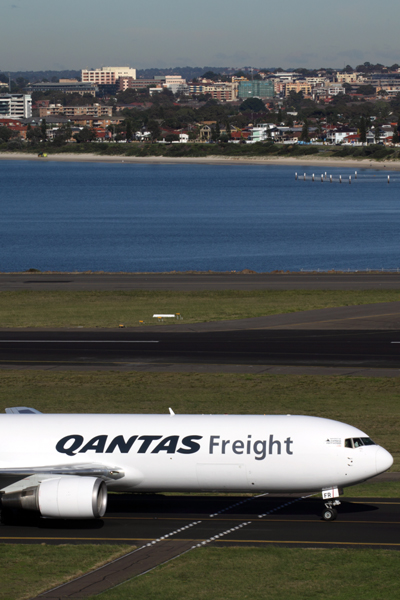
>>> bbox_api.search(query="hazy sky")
[1,0,399,71]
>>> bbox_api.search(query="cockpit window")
[353,438,363,448]
[360,437,376,446]
[344,437,376,448]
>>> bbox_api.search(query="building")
[0,94,32,118]
[119,77,158,91]
[38,104,113,118]
[189,81,238,101]
[285,82,312,97]
[27,82,97,96]
[81,67,136,85]
[119,75,188,95]
[336,72,364,84]
[238,80,274,99]
[327,83,346,96]
[163,75,188,95]
[68,115,121,129]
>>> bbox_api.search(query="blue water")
[0,160,399,272]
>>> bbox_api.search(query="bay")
[0,160,399,273]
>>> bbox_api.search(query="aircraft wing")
[0,464,124,481]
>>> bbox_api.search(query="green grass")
[94,546,400,600]
[0,544,131,600]
[0,289,399,327]
[0,370,399,469]
[342,481,400,497]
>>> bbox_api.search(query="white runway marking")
[0,340,159,343]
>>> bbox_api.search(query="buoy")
[330,175,332,183]
[349,175,351,184]
[303,173,306,181]
[339,175,342,183]
[355,171,357,179]
[295,172,298,180]
[321,174,323,182]
[312,173,315,181]
[388,175,390,184]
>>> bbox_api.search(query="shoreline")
[0,151,400,171]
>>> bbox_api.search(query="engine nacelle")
[1,476,107,519]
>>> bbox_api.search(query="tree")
[374,123,381,143]
[300,119,309,142]
[225,120,231,139]
[359,116,367,143]
[40,118,47,141]
[73,127,97,143]
[53,123,72,146]
[357,85,376,96]
[392,129,399,144]
[147,120,161,141]
[239,97,266,112]
[125,120,133,141]
[165,133,179,142]
[0,127,13,143]
[285,114,294,127]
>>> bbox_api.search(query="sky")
[1,0,400,72]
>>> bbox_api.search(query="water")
[0,160,399,272]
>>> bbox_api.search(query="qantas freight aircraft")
[0,408,393,522]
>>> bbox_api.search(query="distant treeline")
[4,70,81,82]
[1,141,398,162]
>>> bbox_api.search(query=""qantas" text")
[55,434,294,460]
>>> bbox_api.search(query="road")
[2,272,400,291]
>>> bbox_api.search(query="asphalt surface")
[2,493,399,550]
[3,272,400,291]
[2,328,400,369]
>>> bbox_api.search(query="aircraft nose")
[376,446,393,475]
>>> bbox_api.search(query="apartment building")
[27,81,97,96]
[336,72,364,83]
[38,104,113,118]
[81,67,136,85]
[189,81,238,101]
[0,94,32,118]
[285,82,312,97]
[238,80,274,99]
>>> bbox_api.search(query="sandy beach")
[0,151,399,171]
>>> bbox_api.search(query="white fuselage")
[0,414,393,493]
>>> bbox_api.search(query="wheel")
[322,508,337,521]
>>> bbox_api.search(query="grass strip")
[0,289,399,327]
[0,371,398,468]
[0,544,131,600]
[95,546,400,600]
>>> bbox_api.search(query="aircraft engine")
[1,476,107,519]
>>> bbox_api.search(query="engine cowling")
[1,476,107,519]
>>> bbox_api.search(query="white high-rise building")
[81,67,136,85]
[0,94,32,118]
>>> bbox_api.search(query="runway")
[1,493,399,550]
[1,328,400,369]
[2,272,400,291]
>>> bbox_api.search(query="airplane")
[0,407,393,522]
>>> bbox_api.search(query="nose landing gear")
[322,499,341,521]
